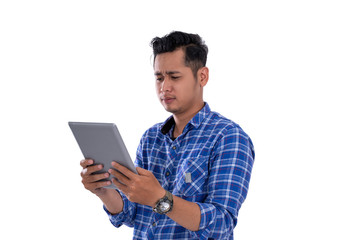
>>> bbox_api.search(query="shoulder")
[207,111,255,160]
[207,111,249,138]
[207,111,254,152]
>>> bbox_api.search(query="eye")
[156,76,164,81]
[171,76,180,80]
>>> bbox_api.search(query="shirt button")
[172,146,176,150]
[152,222,156,227]
[166,172,170,176]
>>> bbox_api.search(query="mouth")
[161,96,176,104]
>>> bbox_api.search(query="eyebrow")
[154,71,181,76]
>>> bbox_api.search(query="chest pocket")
[173,156,209,199]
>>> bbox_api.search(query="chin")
[163,105,178,114]
[164,107,175,113]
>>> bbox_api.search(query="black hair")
[151,31,208,76]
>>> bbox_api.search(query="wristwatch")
[153,190,173,214]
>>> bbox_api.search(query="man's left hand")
[109,162,165,207]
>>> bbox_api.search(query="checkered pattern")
[104,103,255,239]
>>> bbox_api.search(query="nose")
[160,76,171,92]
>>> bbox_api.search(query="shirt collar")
[161,102,210,135]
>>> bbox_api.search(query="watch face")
[160,201,170,212]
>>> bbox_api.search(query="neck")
[172,101,205,138]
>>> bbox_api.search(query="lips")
[161,95,176,104]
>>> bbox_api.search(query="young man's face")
[154,48,207,116]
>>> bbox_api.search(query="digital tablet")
[69,121,137,189]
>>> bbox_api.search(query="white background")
[1,1,359,239]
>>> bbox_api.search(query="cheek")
[183,81,198,95]
[155,83,161,93]
[156,90,161,99]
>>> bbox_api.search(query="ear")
[197,67,209,87]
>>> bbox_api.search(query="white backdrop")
[1,1,359,239]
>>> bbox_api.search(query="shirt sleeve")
[104,137,145,228]
[103,190,137,228]
[191,126,255,239]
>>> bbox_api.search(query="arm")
[166,195,201,231]
[80,159,123,214]
[80,158,138,228]
[109,163,201,231]
[193,127,255,238]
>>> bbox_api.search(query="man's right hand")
[80,158,111,196]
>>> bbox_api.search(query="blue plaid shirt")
[105,103,255,239]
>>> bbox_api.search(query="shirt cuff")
[192,202,235,239]
[197,202,216,230]
[103,190,134,228]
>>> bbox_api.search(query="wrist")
[94,187,109,197]
[152,188,166,207]
[153,190,174,215]
[96,188,117,201]
[98,189,124,214]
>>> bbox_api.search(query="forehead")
[154,48,186,72]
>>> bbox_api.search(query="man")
[80,31,255,239]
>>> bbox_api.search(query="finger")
[135,167,149,176]
[112,177,127,190]
[111,178,132,199]
[83,172,110,183]
[80,159,94,168]
[81,164,103,177]
[109,169,131,186]
[111,162,137,179]
[84,180,111,191]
